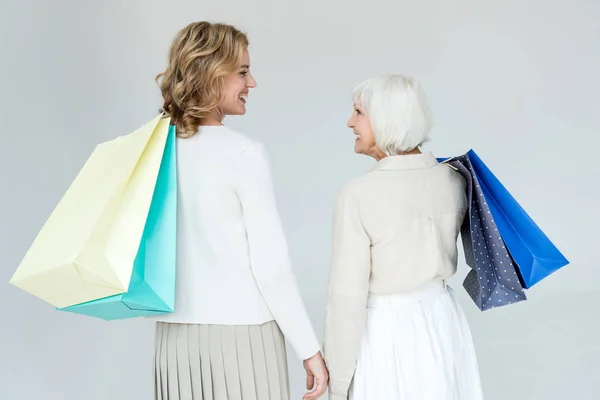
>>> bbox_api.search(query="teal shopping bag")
[60,125,177,320]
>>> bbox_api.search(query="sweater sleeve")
[233,142,321,361]
[324,188,371,400]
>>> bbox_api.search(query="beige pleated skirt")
[154,321,290,400]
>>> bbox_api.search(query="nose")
[347,116,354,128]
[247,73,257,88]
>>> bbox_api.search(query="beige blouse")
[323,152,468,400]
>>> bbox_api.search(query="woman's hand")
[302,351,329,399]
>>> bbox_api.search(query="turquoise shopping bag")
[60,125,177,320]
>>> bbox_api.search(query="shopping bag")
[9,115,171,308]
[441,154,527,310]
[59,125,177,320]
[466,150,569,288]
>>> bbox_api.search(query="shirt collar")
[371,151,439,171]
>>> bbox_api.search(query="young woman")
[151,21,328,400]
[324,74,483,400]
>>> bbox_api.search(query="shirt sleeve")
[324,188,371,400]
[233,142,321,361]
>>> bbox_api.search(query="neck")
[199,110,224,126]
[199,117,223,126]
[367,146,388,161]
[368,146,422,161]
[398,147,422,156]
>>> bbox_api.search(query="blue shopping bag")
[441,154,527,310]
[466,150,569,288]
[60,125,177,320]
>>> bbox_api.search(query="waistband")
[367,280,448,309]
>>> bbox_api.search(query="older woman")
[323,74,484,400]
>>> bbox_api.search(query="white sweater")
[150,125,320,361]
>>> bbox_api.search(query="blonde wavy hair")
[156,22,249,137]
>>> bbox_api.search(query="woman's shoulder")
[201,125,266,158]
[208,125,254,147]
[434,162,468,190]
[214,129,272,171]
[336,175,371,203]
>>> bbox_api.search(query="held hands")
[302,351,329,400]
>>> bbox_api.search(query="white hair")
[352,74,433,155]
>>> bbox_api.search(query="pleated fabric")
[350,281,484,400]
[154,321,290,400]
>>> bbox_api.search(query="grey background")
[1,0,598,399]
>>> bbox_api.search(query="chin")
[223,106,246,116]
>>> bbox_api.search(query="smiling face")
[347,103,378,156]
[220,48,256,116]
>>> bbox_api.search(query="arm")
[234,142,321,361]
[323,189,371,400]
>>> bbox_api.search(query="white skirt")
[350,281,484,400]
